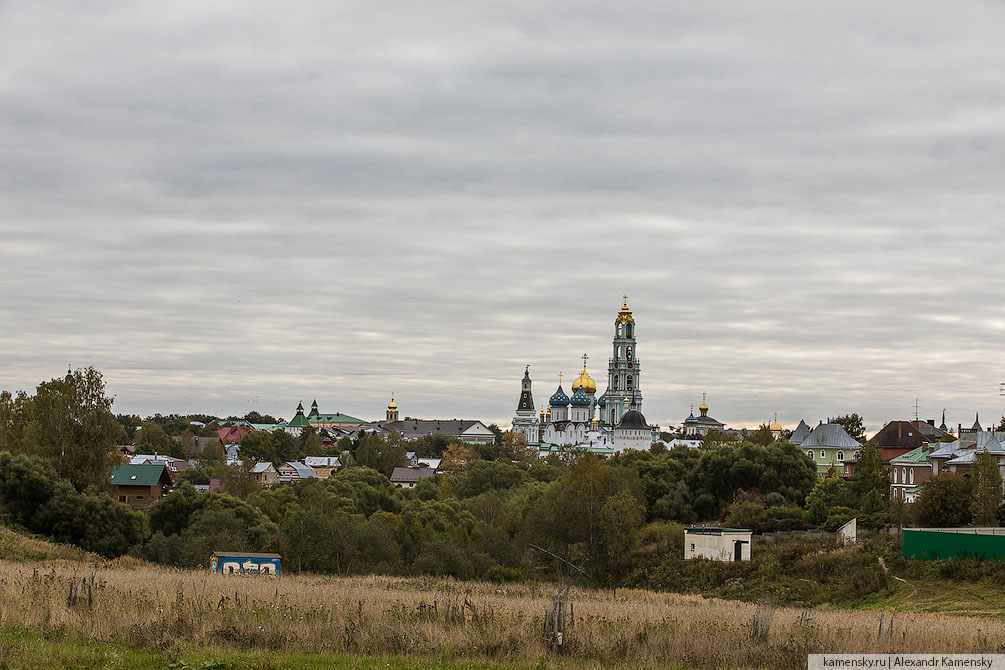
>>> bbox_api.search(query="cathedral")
[512,298,656,452]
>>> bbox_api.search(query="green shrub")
[486,565,523,582]
[723,502,767,533]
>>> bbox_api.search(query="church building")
[682,393,725,437]
[598,298,643,429]
[512,367,540,446]
[514,297,656,452]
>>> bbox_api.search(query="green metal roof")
[287,412,310,427]
[310,413,365,424]
[109,463,169,487]
[890,446,931,465]
[538,442,615,455]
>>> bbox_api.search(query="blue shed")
[210,551,281,576]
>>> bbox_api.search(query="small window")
[893,469,898,483]
[806,450,813,459]
[909,469,915,484]
[118,496,126,502]
[690,543,695,551]
[837,450,844,462]
[819,450,826,459]
[130,475,137,480]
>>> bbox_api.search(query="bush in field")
[413,536,474,579]
[806,475,854,525]
[0,451,147,557]
[822,506,857,532]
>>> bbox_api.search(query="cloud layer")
[2,1,1004,433]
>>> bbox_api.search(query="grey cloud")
[1,1,1004,433]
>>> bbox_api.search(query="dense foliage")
[2,368,1003,590]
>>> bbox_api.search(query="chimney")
[927,419,935,426]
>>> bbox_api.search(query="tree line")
[3,367,1000,587]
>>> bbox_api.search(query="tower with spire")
[601,296,642,430]
[511,366,540,446]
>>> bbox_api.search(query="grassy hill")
[0,524,99,562]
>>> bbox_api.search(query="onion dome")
[597,390,608,409]
[618,409,649,430]
[549,385,570,407]
[571,364,597,395]
[699,392,709,412]
[769,412,782,432]
[387,394,397,410]
[569,386,591,407]
[684,404,698,425]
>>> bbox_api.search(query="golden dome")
[571,353,597,394]
[572,368,597,395]
[699,392,709,411]
[387,394,397,410]
[769,412,782,431]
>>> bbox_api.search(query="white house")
[684,527,752,562]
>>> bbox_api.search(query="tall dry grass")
[1,562,1002,669]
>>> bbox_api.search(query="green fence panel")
[902,529,1005,560]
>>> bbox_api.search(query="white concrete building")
[684,527,752,562]
[613,406,653,452]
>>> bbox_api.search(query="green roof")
[310,413,365,425]
[891,446,931,465]
[538,442,615,455]
[109,463,169,487]
[287,412,310,428]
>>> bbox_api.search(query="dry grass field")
[2,561,1004,669]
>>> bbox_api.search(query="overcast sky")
[2,2,1004,434]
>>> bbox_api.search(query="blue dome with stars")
[569,386,591,407]
[597,390,608,409]
[549,385,570,407]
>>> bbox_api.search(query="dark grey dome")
[617,409,649,430]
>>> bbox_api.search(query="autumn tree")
[498,430,536,464]
[440,442,474,474]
